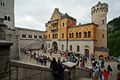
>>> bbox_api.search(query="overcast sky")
[15,0,120,31]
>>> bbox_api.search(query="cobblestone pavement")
[20,50,118,80]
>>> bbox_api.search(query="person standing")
[98,68,102,80]
[50,58,59,80]
[107,65,112,79]
[57,59,65,80]
[102,69,109,80]
[92,67,99,80]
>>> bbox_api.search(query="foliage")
[107,16,120,57]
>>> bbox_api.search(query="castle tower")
[91,2,108,48]
[0,0,15,29]
[0,0,19,60]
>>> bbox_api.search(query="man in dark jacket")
[57,59,65,80]
[50,58,59,80]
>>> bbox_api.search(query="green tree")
[107,16,120,57]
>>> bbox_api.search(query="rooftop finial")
[98,1,101,4]
[55,8,59,11]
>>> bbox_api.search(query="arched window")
[1,2,4,6]
[70,45,72,51]
[88,31,91,37]
[62,44,64,50]
[72,33,74,38]
[76,32,78,38]
[69,33,71,38]
[84,32,87,38]
[1,2,2,6]
[62,33,64,38]
[77,46,80,52]
[79,32,81,38]
[4,16,7,20]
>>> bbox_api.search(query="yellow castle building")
[43,2,109,58]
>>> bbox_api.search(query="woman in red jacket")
[102,69,109,80]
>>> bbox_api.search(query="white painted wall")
[46,40,94,56]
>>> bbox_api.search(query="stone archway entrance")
[52,41,58,51]
[85,49,89,58]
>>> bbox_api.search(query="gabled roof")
[50,8,76,22]
[61,13,76,22]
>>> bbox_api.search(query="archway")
[52,41,58,51]
[85,49,89,58]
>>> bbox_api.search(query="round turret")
[91,2,108,15]
[91,2,108,29]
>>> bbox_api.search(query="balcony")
[51,27,58,32]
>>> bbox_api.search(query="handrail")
[22,42,40,49]
[10,60,51,72]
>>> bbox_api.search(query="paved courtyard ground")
[20,50,119,80]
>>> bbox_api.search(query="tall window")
[70,45,72,51]
[4,16,10,21]
[88,31,91,37]
[8,16,10,21]
[4,16,7,20]
[62,44,64,50]
[62,33,64,38]
[1,2,4,6]
[102,34,104,38]
[76,32,78,38]
[69,33,71,38]
[34,35,37,38]
[63,22,64,27]
[22,34,26,38]
[79,32,81,38]
[28,35,32,38]
[77,46,80,52]
[39,36,42,39]
[84,32,87,38]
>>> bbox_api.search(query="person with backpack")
[107,65,112,79]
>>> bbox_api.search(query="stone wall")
[1,59,92,80]
[0,40,13,79]
[0,60,92,80]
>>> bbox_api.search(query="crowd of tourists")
[24,50,49,66]
[23,49,120,80]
